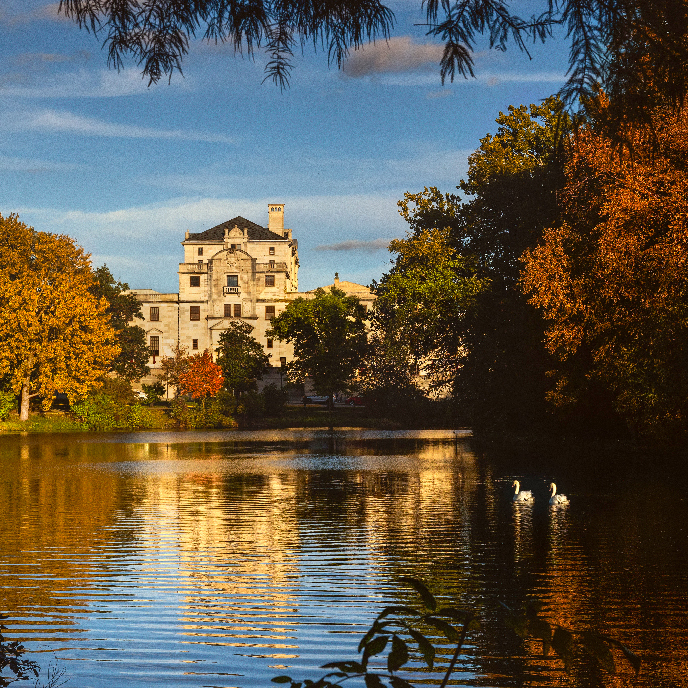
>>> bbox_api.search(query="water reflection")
[0,433,686,687]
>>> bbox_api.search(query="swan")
[549,482,569,505]
[512,480,534,503]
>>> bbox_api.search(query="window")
[190,306,200,321]
[226,274,238,288]
[265,305,275,320]
[192,339,198,350]
[265,275,275,287]
[234,303,241,318]
[269,246,275,255]
[198,260,203,269]
[283,232,289,238]
[150,307,159,321]
[266,338,273,349]
[149,336,159,356]
[269,260,275,269]
[190,275,200,287]
[224,304,232,318]
[198,247,203,256]
[230,243,238,250]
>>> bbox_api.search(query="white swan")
[549,482,569,505]
[512,480,533,503]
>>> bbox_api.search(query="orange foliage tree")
[0,214,120,420]
[178,350,224,403]
[522,99,688,438]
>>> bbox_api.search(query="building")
[131,203,373,389]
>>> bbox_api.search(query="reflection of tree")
[0,439,144,630]
[0,436,685,688]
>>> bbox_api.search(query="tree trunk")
[19,378,31,421]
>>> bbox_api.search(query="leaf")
[503,610,529,639]
[376,606,421,621]
[364,673,386,688]
[321,661,364,673]
[528,617,552,655]
[389,677,415,688]
[387,635,409,672]
[581,631,616,674]
[423,616,460,642]
[399,577,437,612]
[552,627,575,671]
[617,642,642,675]
[408,629,435,669]
[272,677,292,683]
[362,635,389,667]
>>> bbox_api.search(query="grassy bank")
[0,403,463,434]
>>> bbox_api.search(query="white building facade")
[132,204,299,383]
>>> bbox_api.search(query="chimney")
[268,203,285,234]
[185,230,190,240]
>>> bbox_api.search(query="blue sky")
[1,1,569,292]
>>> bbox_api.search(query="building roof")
[188,216,287,242]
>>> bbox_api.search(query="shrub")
[0,391,16,421]
[142,381,165,405]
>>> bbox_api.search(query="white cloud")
[343,36,444,78]
[0,108,235,143]
[0,3,63,26]
[0,67,170,98]
[0,154,79,172]
[314,238,392,251]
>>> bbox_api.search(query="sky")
[1,1,570,292]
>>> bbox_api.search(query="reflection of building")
[130,204,373,384]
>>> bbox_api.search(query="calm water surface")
[0,430,687,688]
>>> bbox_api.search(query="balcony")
[223,286,240,295]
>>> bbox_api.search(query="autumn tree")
[523,98,688,439]
[178,349,224,403]
[267,288,368,405]
[90,265,150,381]
[158,343,190,397]
[0,214,120,420]
[215,322,270,396]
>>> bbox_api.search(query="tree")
[371,221,485,393]
[215,321,270,396]
[267,287,368,404]
[59,0,688,120]
[90,265,150,381]
[178,349,224,402]
[371,99,570,434]
[158,343,190,398]
[0,214,120,420]
[449,98,571,434]
[522,97,688,439]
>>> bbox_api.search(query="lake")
[0,430,686,687]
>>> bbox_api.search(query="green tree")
[267,287,368,405]
[374,99,571,435]
[0,214,120,420]
[90,265,150,381]
[371,223,485,393]
[451,98,571,434]
[215,321,270,396]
